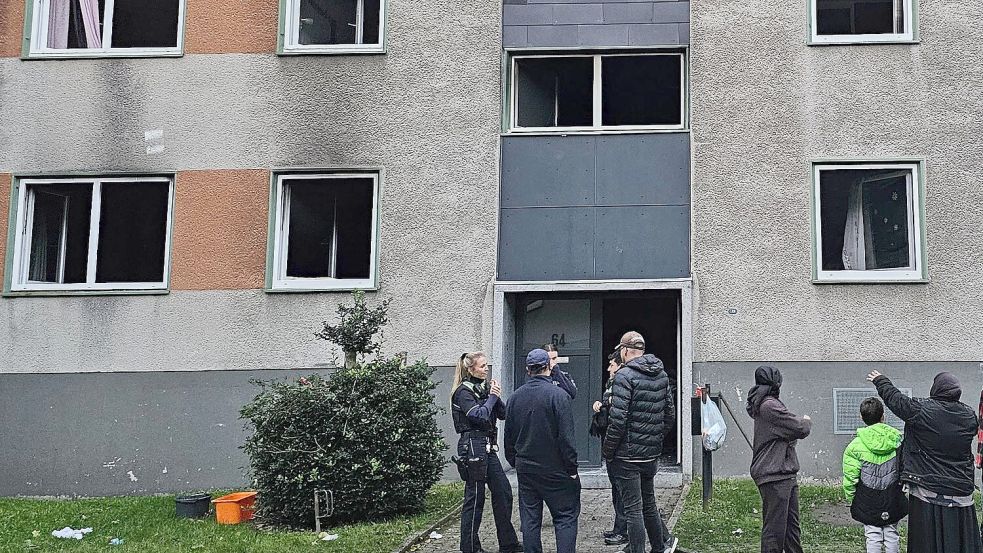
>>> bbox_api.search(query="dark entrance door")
[515,295,602,467]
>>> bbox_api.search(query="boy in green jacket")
[842,397,906,553]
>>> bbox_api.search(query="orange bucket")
[212,492,257,524]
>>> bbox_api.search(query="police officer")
[451,351,522,553]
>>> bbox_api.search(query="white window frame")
[813,162,924,283]
[282,0,386,54]
[271,172,379,291]
[10,176,174,292]
[508,52,687,133]
[28,0,185,58]
[809,0,915,44]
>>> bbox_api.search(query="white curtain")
[46,0,71,49]
[894,0,904,33]
[841,181,867,270]
[29,214,50,282]
[79,0,102,48]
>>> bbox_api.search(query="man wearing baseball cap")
[504,348,581,553]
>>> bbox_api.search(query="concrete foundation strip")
[392,502,463,553]
[666,481,691,531]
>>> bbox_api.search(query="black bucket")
[175,493,211,518]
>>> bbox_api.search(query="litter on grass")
[317,532,339,541]
[52,527,93,540]
[109,538,125,545]
[429,531,443,539]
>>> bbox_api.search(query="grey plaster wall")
[0,367,459,497]
[498,133,691,280]
[690,0,983,362]
[503,0,689,48]
[0,0,503,372]
[692,361,983,480]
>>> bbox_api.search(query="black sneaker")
[663,534,679,553]
[502,543,524,553]
[604,534,629,546]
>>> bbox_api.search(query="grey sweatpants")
[864,523,900,553]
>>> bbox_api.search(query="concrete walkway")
[412,485,683,553]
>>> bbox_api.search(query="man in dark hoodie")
[746,365,812,553]
[602,331,677,553]
[505,348,580,553]
[868,370,982,553]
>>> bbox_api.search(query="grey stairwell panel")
[499,207,595,280]
[602,3,655,24]
[595,133,690,206]
[594,205,690,279]
[501,136,596,208]
[578,24,630,46]
[552,4,604,24]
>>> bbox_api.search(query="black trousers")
[460,450,519,553]
[908,495,983,553]
[606,462,627,536]
[757,478,803,553]
[609,459,664,553]
[517,471,581,553]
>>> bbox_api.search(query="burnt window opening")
[818,168,915,272]
[44,0,181,51]
[19,178,171,290]
[515,57,594,128]
[815,0,906,36]
[297,0,383,46]
[602,55,682,127]
[281,177,375,281]
[512,53,685,130]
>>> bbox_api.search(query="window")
[10,177,173,292]
[811,0,914,43]
[270,173,379,290]
[283,0,385,53]
[510,53,685,132]
[813,162,925,282]
[28,0,185,57]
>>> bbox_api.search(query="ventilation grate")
[832,388,911,435]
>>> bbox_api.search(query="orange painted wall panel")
[0,2,25,57]
[184,0,279,54]
[0,174,10,284]
[170,170,270,290]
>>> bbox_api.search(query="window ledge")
[265,286,379,294]
[812,278,929,285]
[807,39,919,47]
[504,128,690,137]
[23,51,183,61]
[279,47,386,56]
[2,289,170,298]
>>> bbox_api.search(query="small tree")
[315,291,391,369]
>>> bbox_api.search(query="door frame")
[493,279,693,483]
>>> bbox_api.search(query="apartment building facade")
[0,0,502,495]
[2,0,981,496]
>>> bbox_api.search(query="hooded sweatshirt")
[842,423,901,502]
[602,354,673,462]
[749,395,812,485]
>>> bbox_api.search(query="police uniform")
[452,377,521,553]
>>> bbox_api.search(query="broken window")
[273,173,378,290]
[814,164,924,282]
[511,52,685,131]
[287,0,384,50]
[34,0,183,54]
[14,178,172,291]
[813,0,912,42]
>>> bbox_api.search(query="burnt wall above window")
[503,1,689,48]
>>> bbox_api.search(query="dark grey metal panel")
[594,205,690,278]
[0,368,459,496]
[499,207,595,280]
[595,133,690,206]
[501,136,596,208]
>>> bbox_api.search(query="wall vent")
[832,388,911,435]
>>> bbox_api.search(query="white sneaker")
[663,535,679,553]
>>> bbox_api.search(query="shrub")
[240,358,447,528]
[315,291,391,369]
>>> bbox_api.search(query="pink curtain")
[78,0,102,48]
[46,0,70,48]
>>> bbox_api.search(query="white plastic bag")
[701,398,727,451]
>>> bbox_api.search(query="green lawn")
[673,479,907,553]
[0,484,462,553]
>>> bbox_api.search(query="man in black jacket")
[505,349,581,553]
[602,332,676,553]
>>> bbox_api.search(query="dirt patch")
[810,502,907,528]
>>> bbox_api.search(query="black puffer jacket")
[874,374,978,497]
[602,354,673,461]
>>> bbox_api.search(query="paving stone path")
[412,485,683,553]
